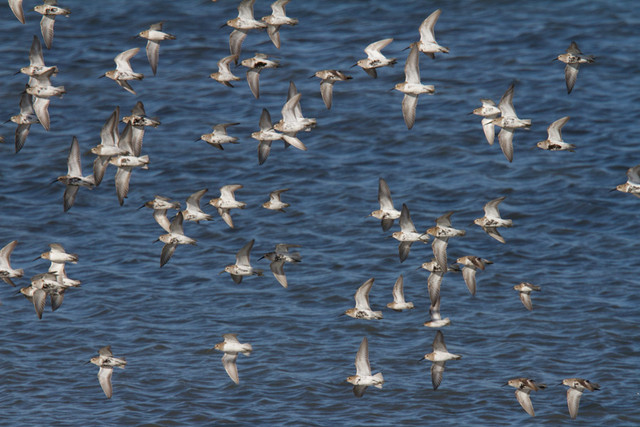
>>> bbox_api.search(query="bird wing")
[222,353,240,384]
[354,337,371,377]
[236,239,255,267]
[98,367,114,398]
[354,278,374,310]
[419,9,441,44]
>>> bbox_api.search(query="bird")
[212,334,253,385]
[226,0,267,60]
[370,178,401,231]
[25,68,65,131]
[0,240,24,287]
[56,136,95,212]
[198,123,240,150]
[259,243,301,288]
[89,346,127,399]
[556,41,594,94]
[103,48,144,95]
[109,122,149,206]
[423,293,450,328]
[20,35,58,79]
[561,378,600,419]
[240,53,279,99]
[157,212,197,267]
[491,82,531,162]
[46,259,80,288]
[421,330,461,390]
[506,378,546,417]
[181,189,212,223]
[273,91,315,146]
[344,278,383,320]
[9,0,25,24]
[314,70,352,110]
[394,43,435,129]
[37,243,78,264]
[261,0,298,49]
[138,22,175,76]
[140,196,181,233]
[386,274,414,311]
[210,54,241,87]
[221,239,263,284]
[250,108,290,165]
[537,116,575,151]
[471,99,500,145]
[10,91,40,153]
[427,212,465,272]
[19,274,57,319]
[455,256,492,296]
[34,0,71,49]
[416,9,449,58]
[262,189,290,212]
[346,337,384,397]
[356,38,396,78]
[615,164,640,198]
[391,204,429,263]
[419,259,460,313]
[474,196,512,243]
[209,184,246,228]
[513,282,541,311]
[90,107,126,187]
[122,101,160,152]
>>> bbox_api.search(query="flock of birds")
[2,0,627,420]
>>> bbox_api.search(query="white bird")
[157,212,197,267]
[103,48,144,95]
[227,0,267,60]
[221,239,263,284]
[241,53,279,99]
[556,41,595,94]
[91,107,125,187]
[394,43,435,129]
[536,116,575,151]
[182,189,212,223]
[474,196,513,243]
[346,337,384,397]
[262,188,290,212]
[109,122,149,206]
[471,99,500,145]
[138,22,175,76]
[209,184,246,228]
[386,274,414,311]
[427,212,465,272]
[210,54,241,87]
[261,0,298,49]
[562,378,600,419]
[10,91,40,153]
[421,330,461,390]
[506,378,546,417]
[56,137,95,212]
[356,38,396,78]
[89,346,127,399]
[314,70,352,110]
[456,256,492,296]
[416,9,448,58]
[0,240,24,287]
[391,204,429,263]
[259,243,301,288]
[344,278,382,320]
[513,282,541,311]
[370,178,401,231]
[212,334,253,385]
[34,0,71,49]
[199,123,240,150]
[491,83,531,162]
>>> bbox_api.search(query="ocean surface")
[1,0,639,425]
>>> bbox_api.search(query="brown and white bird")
[513,282,541,311]
[561,378,600,419]
[556,41,594,94]
[89,346,127,399]
[212,334,253,385]
[506,378,546,417]
[138,22,176,76]
[455,256,492,296]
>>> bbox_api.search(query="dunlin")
[221,239,263,284]
[259,243,301,288]
[345,278,383,320]
[356,38,396,79]
[138,22,175,76]
[474,196,512,243]
[227,0,267,60]
[394,43,435,129]
[262,188,289,212]
[212,334,253,385]
[209,184,246,228]
[491,83,531,162]
[419,259,460,308]
[210,54,241,87]
[513,282,540,311]
[181,189,212,223]
[251,108,285,165]
[274,89,315,143]
[427,212,465,272]
[0,240,24,287]
[103,48,144,95]
[89,346,127,399]
[34,0,71,49]
[241,53,279,99]
[20,35,58,78]
[421,330,461,390]
[562,378,600,419]
[456,256,492,296]
[109,122,149,206]
[11,91,39,153]
[370,178,401,231]
[47,261,81,288]
[141,195,181,232]
[346,337,384,397]
[38,243,77,264]
[25,68,65,131]
[314,70,352,109]
[537,116,575,151]
[261,0,298,49]
[9,0,25,24]
[158,212,197,267]
[506,378,546,417]
[57,136,95,212]
[386,274,414,311]
[424,296,450,328]
[122,101,160,152]
[91,107,125,186]
[19,278,48,319]
[615,164,640,198]
[472,99,500,145]
[556,41,594,94]
[391,203,429,263]
[199,123,240,150]
[416,9,448,58]
[283,81,316,133]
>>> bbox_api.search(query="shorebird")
[241,53,279,99]
[391,204,429,263]
[419,259,460,309]
[427,212,465,272]
[158,212,196,267]
[181,189,212,223]
[213,334,252,385]
[25,68,65,131]
[513,282,541,311]
[491,82,531,162]
[562,378,600,419]
[615,164,640,198]
[421,330,461,390]
[20,35,58,78]
[122,101,160,152]
[227,0,267,60]
[261,0,298,49]
[274,87,316,137]
[11,91,40,153]
[109,122,149,206]
[89,346,127,399]
[394,43,435,129]
[9,0,25,24]
[416,9,449,58]
[346,337,384,397]
[471,99,500,145]
[345,278,382,320]
[56,137,95,212]
[209,184,246,228]
[506,378,546,417]
[103,48,144,95]
[138,22,175,75]
[314,70,352,110]
[0,240,24,287]
[47,260,80,288]
[386,274,414,311]
[456,256,492,296]
[140,195,181,232]
[91,107,125,186]
[370,178,401,231]
[221,239,263,284]
[474,196,512,243]
[251,109,289,165]
[34,0,71,49]
[210,54,241,87]
[537,116,575,151]
[356,38,396,78]
[259,243,301,288]
[424,294,450,328]
[556,41,594,94]
[198,123,240,150]
[37,243,77,264]
[262,189,289,212]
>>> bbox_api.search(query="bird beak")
[219,23,228,29]
[137,204,146,210]
[350,62,358,68]
[417,357,426,362]
[98,74,106,79]
[194,138,201,142]
[218,270,225,275]
[50,178,59,185]
[32,255,42,261]
[609,188,618,192]
[257,256,264,261]
[415,266,423,270]
[308,75,316,79]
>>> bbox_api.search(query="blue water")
[1,0,639,424]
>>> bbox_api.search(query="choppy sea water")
[1,0,639,424]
